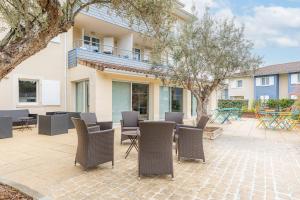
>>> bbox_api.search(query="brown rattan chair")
[120,111,142,144]
[165,112,184,142]
[80,112,113,130]
[72,118,114,170]
[138,121,175,178]
[165,112,184,125]
[176,115,209,162]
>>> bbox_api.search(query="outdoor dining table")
[258,111,295,130]
[212,108,241,124]
[122,130,140,159]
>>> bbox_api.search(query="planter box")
[242,112,256,118]
[204,127,223,140]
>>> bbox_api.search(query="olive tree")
[0,0,175,79]
[155,12,262,122]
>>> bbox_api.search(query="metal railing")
[72,40,175,67]
[73,40,154,63]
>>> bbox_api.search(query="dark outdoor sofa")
[46,111,81,129]
[0,109,37,127]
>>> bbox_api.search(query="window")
[112,82,149,122]
[171,88,183,112]
[237,80,243,88]
[19,79,38,103]
[231,80,243,88]
[291,73,300,84]
[256,76,274,86]
[159,87,183,119]
[132,83,149,119]
[191,95,197,116]
[261,77,269,86]
[133,48,141,61]
[83,35,100,52]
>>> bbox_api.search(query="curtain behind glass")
[112,81,131,122]
[171,88,183,112]
[159,86,170,119]
[76,82,84,112]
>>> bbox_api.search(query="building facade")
[226,62,300,107]
[1,2,216,123]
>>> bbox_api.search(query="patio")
[0,119,299,200]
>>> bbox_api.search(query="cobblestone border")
[0,177,51,200]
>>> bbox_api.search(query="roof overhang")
[78,59,156,76]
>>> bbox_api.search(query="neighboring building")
[1,2,208,122]
[224,62,300,108]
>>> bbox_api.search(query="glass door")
[160,86,170,119]
[112,81,131,122]
[76,80,89,112]
[132,83,149,120]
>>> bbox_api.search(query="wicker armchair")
[165,112,184,141]
[138,121,175,178]
[120,111,142,144]
[176,116,209,162]
[72,118,114,170]
[165,112,184,125]
[80,113,113,130]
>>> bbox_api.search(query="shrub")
[218,100,249,109]
[266,99,295,110]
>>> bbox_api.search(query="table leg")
[125,136,138,159]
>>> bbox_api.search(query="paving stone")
[0,119,299,199]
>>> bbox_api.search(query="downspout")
[64,32,68,111]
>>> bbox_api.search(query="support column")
[149,82,160,120]
[183,89,191,119]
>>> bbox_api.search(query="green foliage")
[265,99,295,110]
[153,9,262,117]
[218,100,249,110]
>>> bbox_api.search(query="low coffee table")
[19,117,34,131]
[122,130,139,159]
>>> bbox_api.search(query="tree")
[0,0,175,79]
[154,11,262,122]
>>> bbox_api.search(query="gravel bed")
[0,183,33,200]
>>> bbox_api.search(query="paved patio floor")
[0,119,300,200]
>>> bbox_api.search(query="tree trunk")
[196,98,208,123]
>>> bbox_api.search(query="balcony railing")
[73,40,152,63]
[68,40,174,69]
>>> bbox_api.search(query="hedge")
[218,100,249,109]
[265,99,295,110]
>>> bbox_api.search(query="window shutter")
[256,78,261,86]
[269,76,275,85]
[231,81,236,88]
[291,74,298,84]
[42,80,60,105]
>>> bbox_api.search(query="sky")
[181,0,300,67]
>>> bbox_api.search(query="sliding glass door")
[112,81,149,122]
[160,86,171,119]
[76,80,89,112]
[159,86,183,119]
[112,81,131,122]
[132,83,149,120]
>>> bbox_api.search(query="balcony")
[68,40,154,69]
[80,5,147,33]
